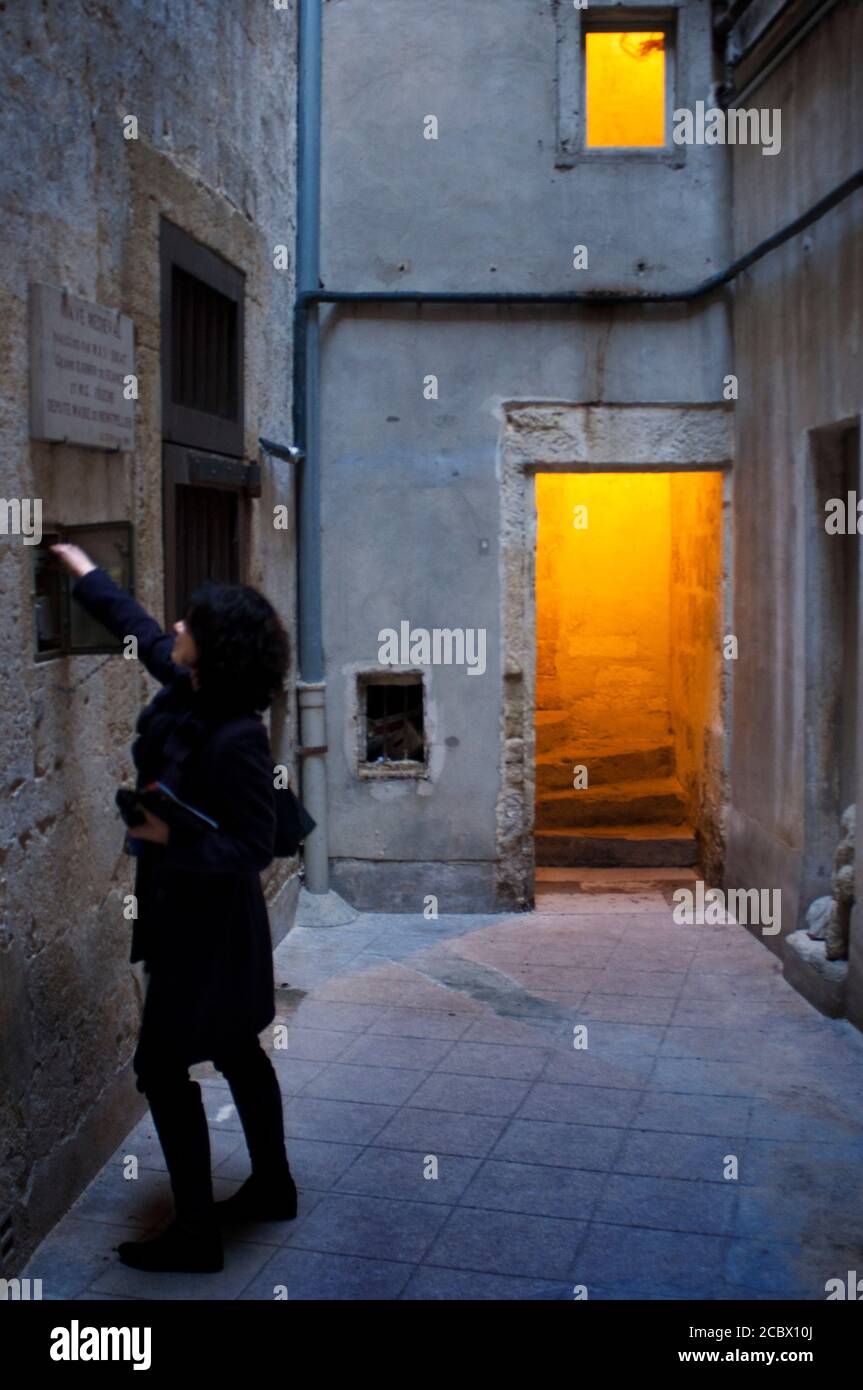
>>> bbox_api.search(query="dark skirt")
[131,871,277,1093]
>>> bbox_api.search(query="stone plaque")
[29,282,135,451]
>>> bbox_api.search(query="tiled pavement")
[23,867,863,1300]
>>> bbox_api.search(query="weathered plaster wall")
[323,0,726,291]
[725,0,863,1020]
[320,0,732,912]
[0,0,297,1274]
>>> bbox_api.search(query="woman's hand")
[126,808,171,846]
[50,543,97,579]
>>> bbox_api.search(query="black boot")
[117,1220,224,1272]
[120,1073,224,1271]
[213,1039,298,1223]
[215,1166,298,1225]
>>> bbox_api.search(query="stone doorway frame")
[495,401,734,910]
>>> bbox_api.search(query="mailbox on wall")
[31,522,134,660]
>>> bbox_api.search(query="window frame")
[356,670,429,780]
[162,442,260,626]
[555,2,686,168]
[159,218,245,457]
[31,521,135,661]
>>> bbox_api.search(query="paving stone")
[593,970,686,999]
[740,1138,863,1189]
[335,1032,459,1070]
[658,1026,775,1061]
[407,1072,532,1117]
[266,1026,355,1062]
[400,1266,571,1299]
[21,1217,147,1298]
[312,976,436,1005]
[491,1118,627,1172]
[460,1014,562,1045]
[433,1041,551,1080]
[284,1193,451,1262]
[518,1082,643,1128]
[64,1165,174,1231]
[569,1021,666,1055]
[251,1057,331,1100]
[365,1007,475,1039]
[722,1239,828,1298]
[614,1129,751,1184]
[649,1057,763,1097]
[734,1186,863,1245]
[746,1097,863,1145]
[238,1247,415,1300]
[541,1050,656,1089]
[573,1223,727,1298]
[333,1146,481,1204]
[280,1089,396,1143]
[459,1158,604,1220]
[86,1235,276,1301]
[214,1136,363,1192]
[372,1106,510,1158]
[595,1172,737,1235]
[577,993,677,1025]
[633,1092,752,1136]
[424,1206,585,1279]
[298,1061,427,1106]
[107,1117,244,1172]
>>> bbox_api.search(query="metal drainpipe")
[296,165,863,317]
[294,0,329,894]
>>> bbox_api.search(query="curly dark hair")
[183,581,290,714]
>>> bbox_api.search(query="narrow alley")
[24,869,863,1301]
[3,0,863,1345]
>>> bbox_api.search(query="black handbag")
[273,782,316,856]
[160,706,315,859]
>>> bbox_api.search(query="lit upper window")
[585,31,666,149]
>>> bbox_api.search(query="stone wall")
[669,469,725,877]
[0,0,298,1273]
[724,0,863,1024]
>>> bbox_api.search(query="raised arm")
[51,543,178,686]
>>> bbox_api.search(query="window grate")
[361,675,425,768]
[174,484,240,617]
[170,267,238,421]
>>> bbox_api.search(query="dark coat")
[72,568,278,1090]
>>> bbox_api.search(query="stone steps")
[535,743,674,792]
[535,824,698,868]
[535,775,688,829]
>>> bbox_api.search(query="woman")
[51,543,298,1274]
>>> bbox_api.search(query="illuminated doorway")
[534,471,724,868]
